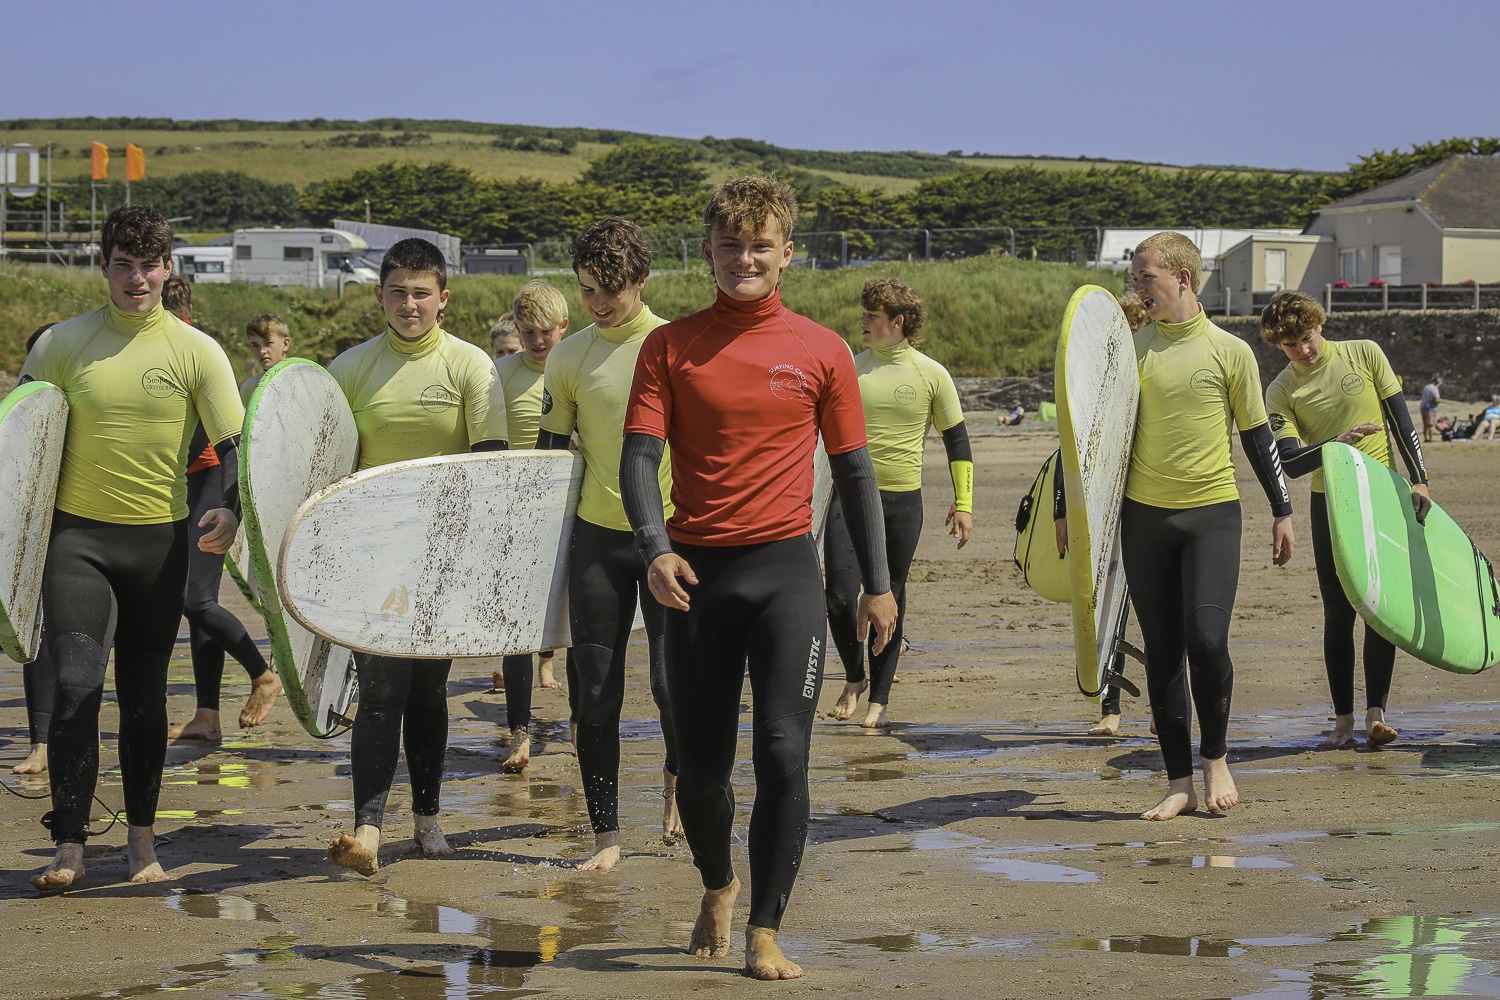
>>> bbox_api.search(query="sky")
[5,0,1498,173]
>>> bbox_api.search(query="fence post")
[1225,287,1232,317]
[1421,283,1427,311]
[1008,228,1016,258]
[841,232,848,269]
[1325,284,1332,313]
[1476,282,1482,311]
[923,229,931,262]
[1382,283,1389,311]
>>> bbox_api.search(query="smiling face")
[102,250,171,314]
[517,321,566,365]
[704,220,793,302]
[1276,325,1325,367]
[577,266,644,330]
[860,308,905,349]
[376,267,449,341]
[1130,247,1197,324]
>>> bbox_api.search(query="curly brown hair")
[570,217,652,293]
[1117,292,1150,332]
[702,175,797,243]
[100,204,173,265]
[861,278,927,346]
[1260,290,1327,344]
[160,275,193,320]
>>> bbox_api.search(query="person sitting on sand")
[998,402,1026,426]
[1262,291,1430,750]
[1473,396,1500,441]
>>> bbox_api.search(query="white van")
[172,245,235,284]
[231,228,381,290]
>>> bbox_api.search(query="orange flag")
[125,143,145,182]
[91,141,110,180]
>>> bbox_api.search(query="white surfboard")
[0,382,68,663]
[241,359,359,737]
[278,451,585,658]
[1056,286,1139,700]
[811,436,834,546]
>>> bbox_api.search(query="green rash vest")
[20,302,243,525]
[329,325,507,470]
[539,304,672,531]
[494,350,546,451]
[239,371,264,407]
[1126,308,1270,509]
[1264,338,1402,493]
[855,340,972,509]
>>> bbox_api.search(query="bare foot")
[1320,714,1355,748]
[1141,776,1198,821]
[12,742,47,774]
[168,708,222,742]
[662,768,684,845]
[746,924,804,980]
[413,815,453,856]
[502,728,531,773]
[830,680,866,721]
[329,824,380,876]
[127,825,172,883]
[490,670,505,693]
[688,876,740,958]
[861,702,889,729]
[579,830,621,872]
[239,671,282,728]
[1201,756,1240,814]
[1087,714,1122,736]
[539,654,560,689]
[1367,709,1398,748]
[31,842,84,891]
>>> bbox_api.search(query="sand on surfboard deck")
[241,358,359,737]
[0,381,68,664]
[1014,449,1071,604]
[1323,442,1500,674]
[1055,285,1138,700]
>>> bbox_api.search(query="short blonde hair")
[1117,292,1150,332]
[703,175,797,243]
[1135,231,1203,293]
[1260,291,1327,344]
[246,314,290,341]
[512,280,569,333]
[861,278,927,346]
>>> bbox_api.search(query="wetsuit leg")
[351,653,411,829]
[501,654,533,732]
[24,631,54,746]
[638,580,677,776]
[822,501,865,685]
[43,513,188,842]
[669,536,826,931]
[1178,502,1240,764]
[184,465,269,712]
[404,658,453,818]
[866,490,923,705]
[1310,492,1395,713]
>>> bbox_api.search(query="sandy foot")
[239,672,283,728]
[31,842,85,891]
[413,815,453,856]
[1142,775,1199,821]
[663,768,683,845]
[579,830,621,872]
[12,742,47,774]
[1321,713,1355,748]
[329,824,380,876]
[168,709,222,742]
[830,680,866,721]
[746,924,804,980]
[502,729,531,773]
[1201,756,1240,814]
[861,702,890,729]
[1367,709,1398,748]
[127,825,171,883]
[1087,714,1122,736]
[689,876,740,958]
[539,653,561,688]
[490,671,505,693]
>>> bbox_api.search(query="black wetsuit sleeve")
[213,435,242,520]
[534,429,572,452]
[1050,448,1066,520]
[1275,437,1328,480]
[828,447,892,595]
[471,439,508,452]
[1381,391,1428,484]
[621,432,673,566]
[940,423,973,463]
[1240,423,1293,518]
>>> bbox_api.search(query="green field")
[0,257,1120,381]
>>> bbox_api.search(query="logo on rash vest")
[541,388,554,415]
[769,364,810,401]
[420,384,459,412]
[141,368,182,399]
[894,384,917,405]
[802,636,822,699]
[1190,368,1221,397]
[1341,373,1364,396]
[1269,412,1287,432]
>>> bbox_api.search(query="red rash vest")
[625,288,868,546]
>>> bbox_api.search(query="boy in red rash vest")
[620,176,898,981]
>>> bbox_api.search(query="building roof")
[1097,227,1302,267]
[1317,156,1500,230]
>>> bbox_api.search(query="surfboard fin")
[1104,668,1141,699]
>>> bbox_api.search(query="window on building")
[236,245,251,260]
[284,246,314,261]
[1264,249,1287,292]
[1340,247,1367,285]
[1377,245,1402,284]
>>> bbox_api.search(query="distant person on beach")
[998,402,1026,427]
[1474,396,1500,441]
[1420,375,1443,442]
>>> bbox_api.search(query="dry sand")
[3,422,1499,1000]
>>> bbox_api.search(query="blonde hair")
[861,278,927,346]
[511,280,569,333]
[1135,231,1203,293]
[1259,291,1328,344]
[703,175,797,243]
[246,314,290,341]
[489,313,520,343]
[1117,292,1150,332]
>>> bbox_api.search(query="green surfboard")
[1322,442,1500,674]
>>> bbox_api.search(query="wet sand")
[3,422,1500,1000]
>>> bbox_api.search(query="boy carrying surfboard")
[621,175,897,980]
[1261,290,1430,749]
[325,238,509,877]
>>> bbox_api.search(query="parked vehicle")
[230,228,380,290]
[171,245,234,284]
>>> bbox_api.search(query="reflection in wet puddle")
[1068,934,1247,957]
[166,888,278,923]
[836,931,1027,954]
[1134,855,1291,869]
[978,856,1097,882]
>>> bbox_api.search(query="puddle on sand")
[833,931,1028,955]
[1067,934,1249,957]
[166,888,278,923]
[1135,855,1291,870]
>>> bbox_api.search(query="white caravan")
[171,245,235,284]
[231,228,381,289]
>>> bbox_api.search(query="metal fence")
[792,226,1103,269]
[463,237,699,275]
[1203,283,1500,317]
